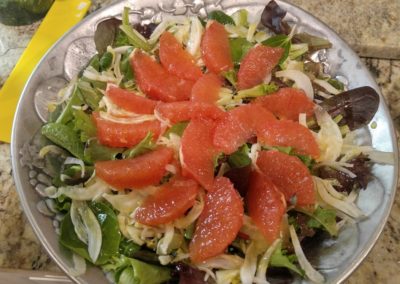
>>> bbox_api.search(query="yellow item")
[0,0,92,143]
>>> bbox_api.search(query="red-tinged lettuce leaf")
[94,18,122,54]
[173,263,209,284]
[320,86,380,130]
[134,23,158,39]
[314,154,373,193]
[261,0,291,35]
[288,213,316,242]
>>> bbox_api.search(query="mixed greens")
[29,1,394,283]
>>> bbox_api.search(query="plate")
[11,0,399,283]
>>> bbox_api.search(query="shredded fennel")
[240,241,259,284]
[254,239,281,284]
[289,225,324,283]
[68,253,87,277]
[275,70,314,99]
[315,107,343,162]
[156,223,175,255]
[174,193,204,229]
[70,200,102,263]
[45,178,111,201]
[314,176,364,219]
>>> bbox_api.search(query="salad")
[29,1,392,283]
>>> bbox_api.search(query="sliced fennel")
[275,70,314,99]
[314,78,341,95]
[68,253,87,277]
[186,17,204,59]
[240,241,259,284]
[39,144,68,158]
[70,200,102,263]
[232,9,248,27]
[156,223,175,255]
[64,157,85,178]
[99,111,156,124]
[253,239,280,284]
[315,107,343,162]
[103,191,146,215]
[45,178,111,201]
[83,66,118,83]
[201,254,244,270]
[314,176,364,219]
[289,43,309,60]
[289,225,324,283]
[149,15,189,45]
[174,194,204,229]
[216,269,241,284]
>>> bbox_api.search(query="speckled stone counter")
[286,0,400,59]
[0,0,399,283]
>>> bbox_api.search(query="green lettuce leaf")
[164,122,189,138]
[303,207,338,237]
[262,34,291,65]
[208,10,235,25]
[99,51,113,71]
[41,123,85,162]
[72,109,96,142]
[77,80,103,110]
[270,242,304,276]
[118,238,141,258]
[104,255,171,284]
[56,85,83,124]
[228,144,251,168]
[123,132,156,159]
[60,201,121,265]
[236,83,278,100]
[84,139,124,163]
[120,47,135,85]
[223,69,237,87]
[229,37,253,64]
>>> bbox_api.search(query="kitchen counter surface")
[0,0,399,283]
[286,0,400,60]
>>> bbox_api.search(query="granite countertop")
[0,0,399,283]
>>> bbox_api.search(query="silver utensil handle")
[0,269,72,284]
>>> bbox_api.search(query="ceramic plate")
[11,0,399,283]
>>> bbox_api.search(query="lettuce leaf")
[228,144,251,168]
[208,10,235,25]
[72,109,96,142]
[123,132,156,159]
[270,242,304,276]
[306,207,338,237]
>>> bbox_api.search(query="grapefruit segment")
[93,112,161,148]
[258,120,320,159]
[180,118,219,190]
[95,147,174,190]
[189,177,244,263]
[106,84,157,114]
[213,104,276,154]
[257,150,315,206]
[191,73,222,104]
[130,50,194,102]
[247,171,286,244]
[237,45,284,90]
[254,87,315,120]
[201,21,233,74]
[159,31,202,81]
[134,178,199,225]
[155,101,225,124]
